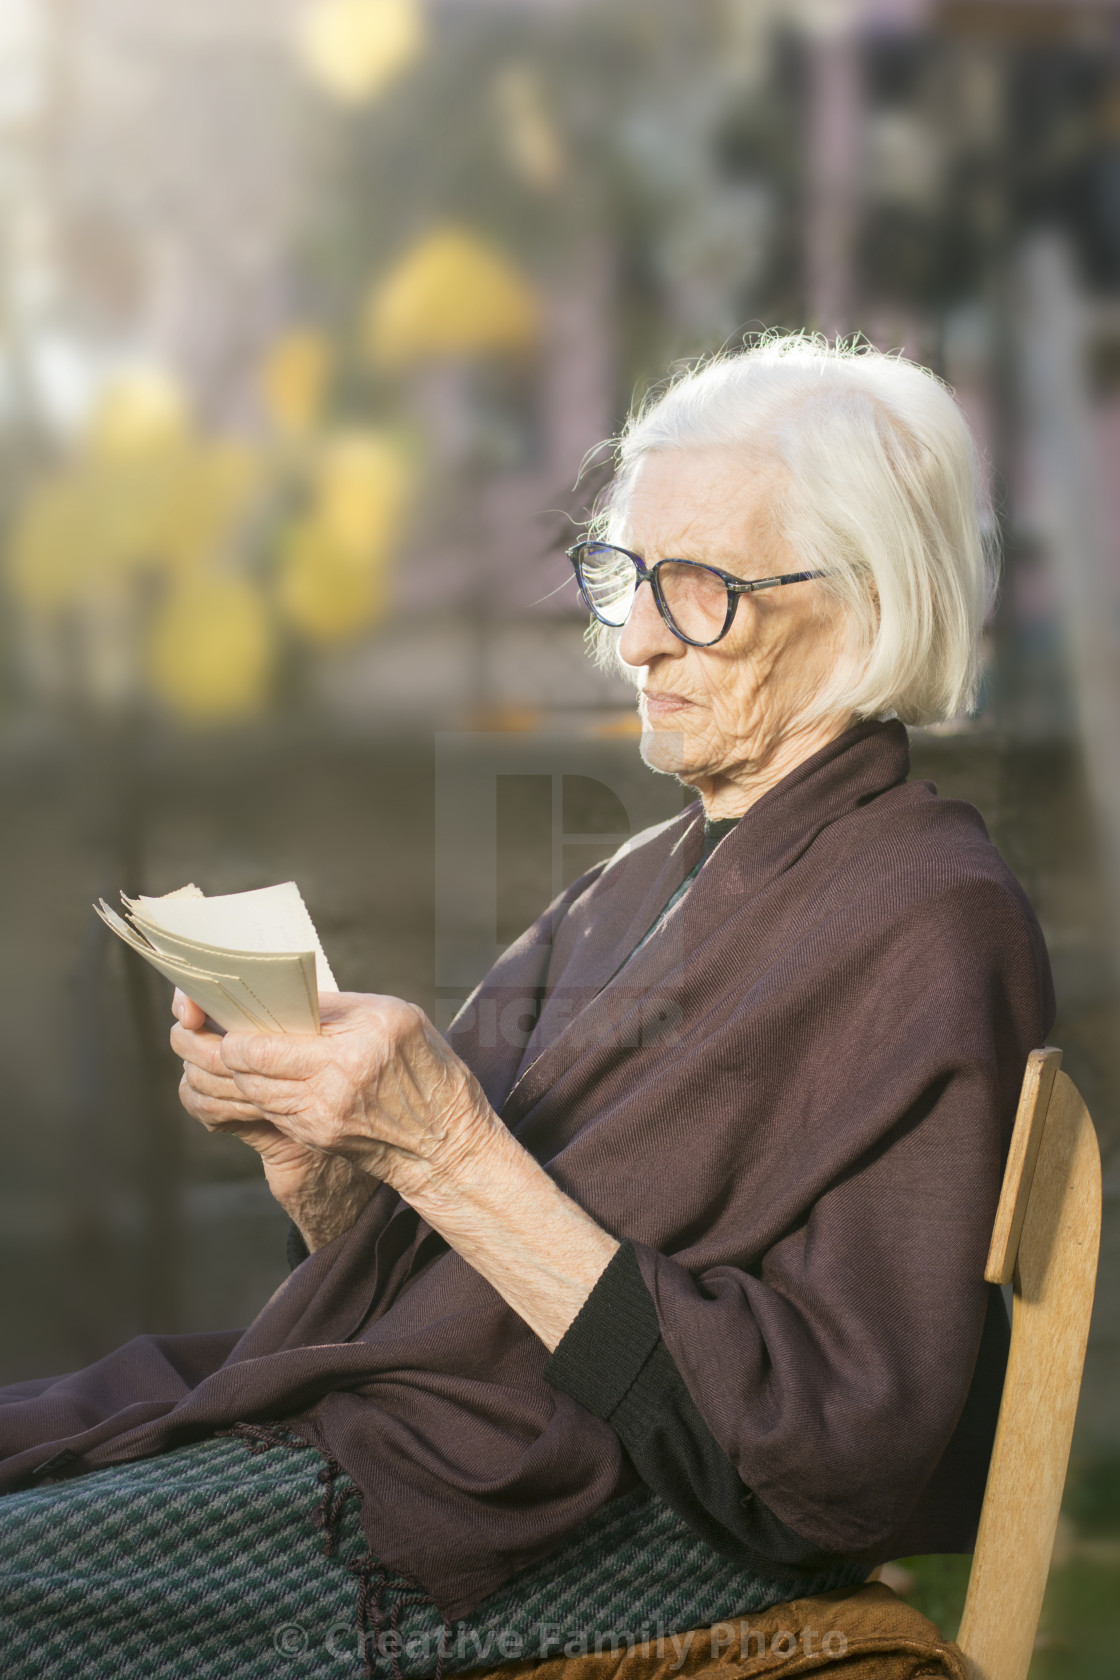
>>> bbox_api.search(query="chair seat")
[462,1583,966,1680]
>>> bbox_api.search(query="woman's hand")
[170,992,378,1252]
[209,992,620,1351]
[214,992,496,1205]
[174,990,618,1348]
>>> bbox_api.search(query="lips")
[642,690,695,718]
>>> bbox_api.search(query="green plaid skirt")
[0,1433,864,1679]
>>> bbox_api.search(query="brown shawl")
[0,721,1053,1620]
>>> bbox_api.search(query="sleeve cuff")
[542,1240,663,1417]
[286,1221,310,1272]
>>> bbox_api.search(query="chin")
[638,726,692,778]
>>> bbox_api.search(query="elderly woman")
[0,337,1051,1678]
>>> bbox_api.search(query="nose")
[617,575,685,668]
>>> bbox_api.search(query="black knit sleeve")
[286,1221,310,1271]
[543,1241,845,1577]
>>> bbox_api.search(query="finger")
[318,992,416,1037]
[173,990,208,1031]
[178,1070,263,1128]
[220,1032,316,1079]
[170,1020,228,1075]
[225,1069,305,1116]
[182,1061,253,1105]
[317,990,374,1026]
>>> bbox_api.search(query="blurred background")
[0,0,1118,1667]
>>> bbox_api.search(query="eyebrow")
[621,539,756,578]
[616,528,748,564]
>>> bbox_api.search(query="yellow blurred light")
[5,474,95,613]
[296,0,424,104]
[277,517,391,644]
[85,369,190,459]
[153,439,261,574]
[147,573,274,723]
[467,703,543,734]
[4,438,262,619]
[364,225,541,365]
[493,64,566,191]
[259,330,333,435]
[313,428,411,560]
[593,711,643,739]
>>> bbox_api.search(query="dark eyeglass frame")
[566,540,827,649]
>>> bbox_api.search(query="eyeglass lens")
[578,544,729,643]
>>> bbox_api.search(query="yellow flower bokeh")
[146,574,275,724]
[151,440,262,575]
[295,0,425,105]
[277,519,391,644]
[364,226,541,365]
[276,428,411,643]
[6,472,99,615]
[259,330,333,437]
[313,429,412,559]
[4,324,425,719]
[5,439,261,614]
[84,370,191,461]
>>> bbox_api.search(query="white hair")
[588,332,997,725]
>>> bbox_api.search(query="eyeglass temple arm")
[729,570,826,594]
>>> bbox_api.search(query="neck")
[690,713,857,821]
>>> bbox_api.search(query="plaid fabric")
[0,1435,864,1679]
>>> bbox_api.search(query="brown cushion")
[461,1584,966,1680]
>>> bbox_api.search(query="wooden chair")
[471,1049,1101,1680]
[954,1047,1101,1680]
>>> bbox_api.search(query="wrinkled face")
[614,447,847,797]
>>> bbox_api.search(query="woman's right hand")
[170,991,379,1253]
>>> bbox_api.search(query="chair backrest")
[956,1048,1102,1680]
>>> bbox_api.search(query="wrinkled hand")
[171,992,378,1251]
[213,992,498,1206]
[177,993,619,1352]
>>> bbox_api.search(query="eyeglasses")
[566,540,827,649]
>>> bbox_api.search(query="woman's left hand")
[218,991,619,1350]
[217,992,499,1206]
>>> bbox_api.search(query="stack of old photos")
[95,881,338,1035]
